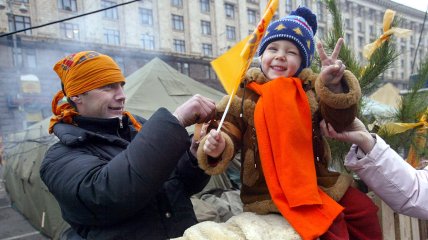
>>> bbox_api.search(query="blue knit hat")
[257,7,317,73]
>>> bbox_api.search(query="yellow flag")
[380,108,428,168]
[211,0,279,95]
[363,9,412,59]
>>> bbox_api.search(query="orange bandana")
[49,51,141,133]
[247,77,343,239]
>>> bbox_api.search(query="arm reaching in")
[320,118,428,219]
[173,94,216,127]
[320,118,375,154]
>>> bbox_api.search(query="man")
[40,51,216,239]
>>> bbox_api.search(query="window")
[16,0,29,2]
[358,36,364,48]
[317,1,324,22]
[172,14,184,31]
[369,25,374,36]
[101,0,118,20]
[346,33,352,45]
[26,49,36,69]
[104,28,120,45]
[286,1,293,13]
[200,0,210,13]
[356,5,362,17]
[60,22,79,39]
[226,25,236,40]
[13,47,23,67]
[344,1,350,11]
[58,0,77,11]
[247,9,257,24]
[140,8,153,25]
[204,65,211,79]
[201,20,211,35]
[202,43,213,57]
[318,26,324,38]
[177,62,189,75]
[8,15,31,35]
[141,34,155,50]
[357,22,362,32]
[368,9,375,20]
[171,0,183,8]
[225,3,235,19]
[173,39,186,53]
[345,19,350,29]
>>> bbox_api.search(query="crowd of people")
[39,6,427,240]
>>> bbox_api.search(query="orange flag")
[211,0,278,130]
[211,0,279,95]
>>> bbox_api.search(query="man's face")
[261,40,302,80]
[73,82,126,119]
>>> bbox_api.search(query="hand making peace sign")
[317,38,346,93]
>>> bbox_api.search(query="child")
[197,7,382,240]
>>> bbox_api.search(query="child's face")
[260,40,302,80]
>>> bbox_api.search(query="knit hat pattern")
[257,7,317,69]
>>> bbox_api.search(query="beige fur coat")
[197,67,361,214]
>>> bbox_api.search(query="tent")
[2,57,228,239]
[369,83,401,109]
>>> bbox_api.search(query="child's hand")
[317,38,346,93]
[203,129,226,158]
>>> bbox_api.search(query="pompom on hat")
[257,6,317,74]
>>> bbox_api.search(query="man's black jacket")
[40,108,209,239]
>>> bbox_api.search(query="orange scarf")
[247,77,343,240]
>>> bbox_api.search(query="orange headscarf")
[49,51,142,133]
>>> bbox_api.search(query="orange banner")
[211,0,279,95]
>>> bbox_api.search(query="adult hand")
[173,94,216,127]
[203,129,225,158]
[317,38,346,93]
[320,118,375,153]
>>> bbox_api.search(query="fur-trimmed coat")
[197,67,361,214]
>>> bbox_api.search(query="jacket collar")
[73,115,129,136]
[53,115,133,146]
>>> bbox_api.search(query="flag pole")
[216,88,236,132]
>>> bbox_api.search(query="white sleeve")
[345,134,428,220]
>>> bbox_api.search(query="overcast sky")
[391,0,428,12]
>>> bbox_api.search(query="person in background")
[40,51,216,239]
[196,6,382,240]
[321,117,428,220]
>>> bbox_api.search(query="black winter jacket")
[40,108,209,240]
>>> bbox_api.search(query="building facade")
[0,0,426,135]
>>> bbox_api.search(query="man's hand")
[173,94,216,127]
[320,118,375,153]
[203,129,225,158]
[317,38,346,93]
